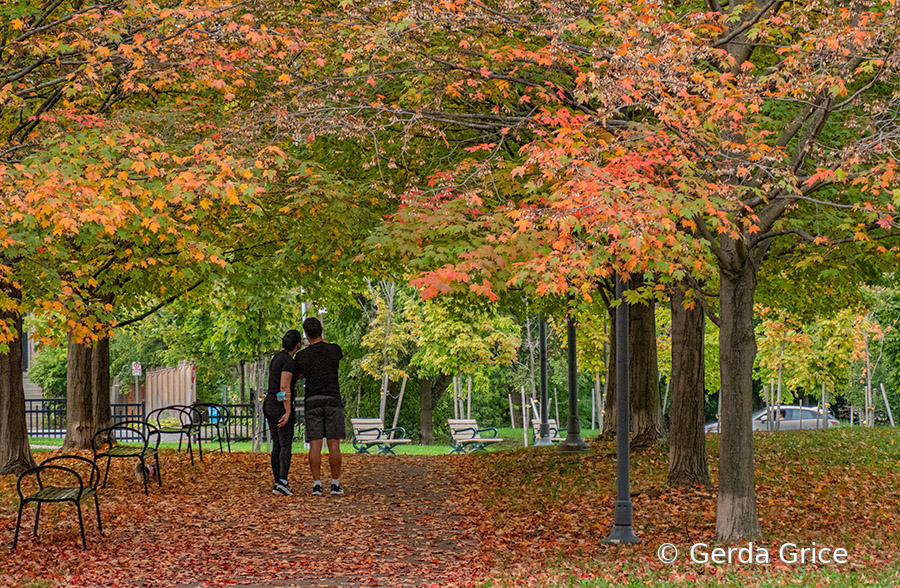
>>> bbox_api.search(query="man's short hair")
[282,329,302,351]
[303,317,323,340]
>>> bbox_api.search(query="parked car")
[705,405,839,433]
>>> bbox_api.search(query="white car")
[705,406,839,433]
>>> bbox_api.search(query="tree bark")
[420,377,434,444]
[92,335,111,433]
[63,332,95,450]
[715,254,761,541]
[630,283,665,445]
[602,285,665,444]
[0,284,36,475]
[419,373,453,444]
[667,286,710,488]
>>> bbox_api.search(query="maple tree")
[283,0,900,541]
[0,0,396,458]
[355,284,521,443]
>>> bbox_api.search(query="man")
[295,316,345,496]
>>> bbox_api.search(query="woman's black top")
[267,350,299,401]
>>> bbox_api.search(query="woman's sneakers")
[273,480,294,496]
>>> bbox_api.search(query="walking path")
[2,452,482,588]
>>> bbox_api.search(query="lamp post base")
[557,434,590,453]
[534,436,553,447]
[601,525,640,544]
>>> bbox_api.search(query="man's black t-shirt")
[267,350,300,401]
[295,341,343,408]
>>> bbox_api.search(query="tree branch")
[115,280,204,328]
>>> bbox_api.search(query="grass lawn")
[27,424,588,455]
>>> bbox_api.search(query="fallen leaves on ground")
[0,452,486,588]
[460,427,900,587]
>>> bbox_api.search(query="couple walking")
[264,317,345,496]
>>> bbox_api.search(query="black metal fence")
[223,403,254,442]
[26,399,147,442]
[25,398,67,437]
[27,399,256,444]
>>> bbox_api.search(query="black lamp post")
[558,294,590,453]
[535,314,552,446]
[602,274,639,544]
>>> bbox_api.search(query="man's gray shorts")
[305,405,346,441]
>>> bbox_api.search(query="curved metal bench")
[92,420,161,495]
[13,455,103,549]
[147,405,199,463]
[191,402,232,459]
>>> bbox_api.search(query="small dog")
[133,461,155,483]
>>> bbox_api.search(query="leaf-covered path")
[1,452,483,588]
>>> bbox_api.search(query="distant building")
[21,330,44,400]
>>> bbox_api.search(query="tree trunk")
[63,332,95,450]
[419,374,452,445]
[92,335,111,434]
[630,282,665,445]
[0,284,36,475]
[602,287,665,443]
[667,286,710,488]
[715,256,761,541]
[420,378,434,444]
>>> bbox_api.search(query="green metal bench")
[13,455,103,549]
[92,420,161,495]
[350,418,411,454]
[191,402,232,459]
[147,405,200,463]
[448,419,503,454]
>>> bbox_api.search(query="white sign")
[132,362,142,377]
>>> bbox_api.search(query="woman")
[264,329,303,495]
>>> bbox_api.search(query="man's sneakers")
[273,480,294,496]
[273,480,342,497]
[312,481,344,495]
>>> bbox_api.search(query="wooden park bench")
[92,420,162,495]
[448,419,503,454]
[350,418,412,454]
[531,418,567,444]
[13,455,103,549]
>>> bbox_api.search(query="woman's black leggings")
[266,415,294,483]
[264,395,295,483]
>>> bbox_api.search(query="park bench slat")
[105,446,158,457]
[358,438,411,445]
[33,486,96,502]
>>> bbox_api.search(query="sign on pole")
[132,362,142,377]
